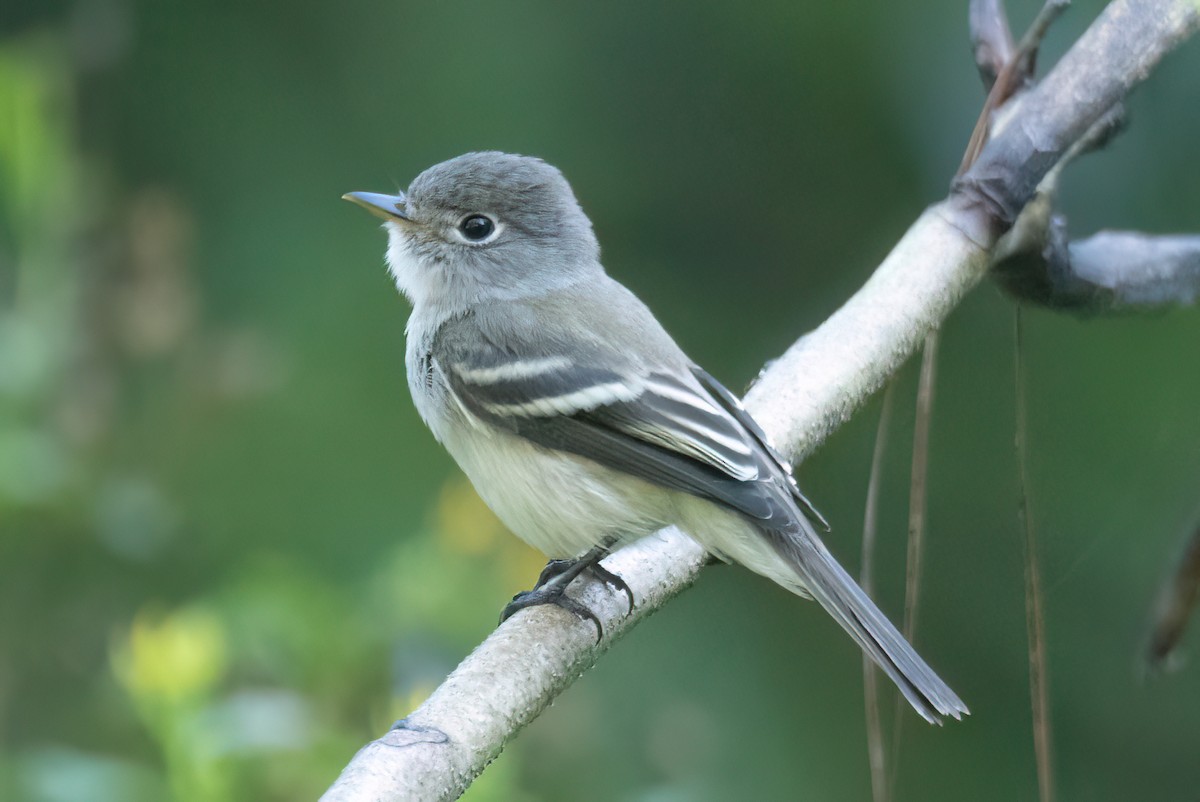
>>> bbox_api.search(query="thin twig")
[889,330,940,779]
[861,383,897,802]
[902,331,939,645]
[892,10,1065,759]
[1014,306,1056,802]
[969,8,1068,800]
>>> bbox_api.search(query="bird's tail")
[772,517,968,724]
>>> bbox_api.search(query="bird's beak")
[342,190,411,222]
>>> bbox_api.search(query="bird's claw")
[584,561,634,612]
[499,546,634,642]
[500,586,605,641]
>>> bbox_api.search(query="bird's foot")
[501,585,606,640]
[499,545,633,641]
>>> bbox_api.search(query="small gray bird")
[344,152,967,724]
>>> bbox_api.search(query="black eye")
[459,214,495,242]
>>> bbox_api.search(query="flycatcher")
[344,152,967,724]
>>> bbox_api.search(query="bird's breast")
[437,422,673,559]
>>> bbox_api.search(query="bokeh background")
[2,0,1199,799]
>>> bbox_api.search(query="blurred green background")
[2,0,1199,799]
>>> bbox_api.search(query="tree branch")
[753,0,1196,461]
[991,105,1200,312]
[997,225,1200,311]
[321,1,1199,799]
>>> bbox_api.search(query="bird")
[343,151,967,724]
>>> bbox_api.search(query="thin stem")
[903,330,939,643]
[1015,305,1056,802]
[889,329,940,781]
[862,383,897,802]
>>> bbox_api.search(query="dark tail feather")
[778,520,969,724]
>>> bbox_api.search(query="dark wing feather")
[691,367,830,530]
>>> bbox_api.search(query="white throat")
[384,223,436,309]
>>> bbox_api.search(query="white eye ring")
[454,214,502,245]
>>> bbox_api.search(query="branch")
[997,225,1200,311]
[322,2,1199,799]
[990,105,1200,312]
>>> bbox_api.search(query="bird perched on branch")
[344,152,967,724]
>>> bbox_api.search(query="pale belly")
[441,423,674,559]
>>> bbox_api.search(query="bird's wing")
[441,338,791,524]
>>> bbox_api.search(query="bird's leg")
[501,553,604,638]
[500,541,634,641]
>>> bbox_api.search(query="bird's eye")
[459,214,496,242]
